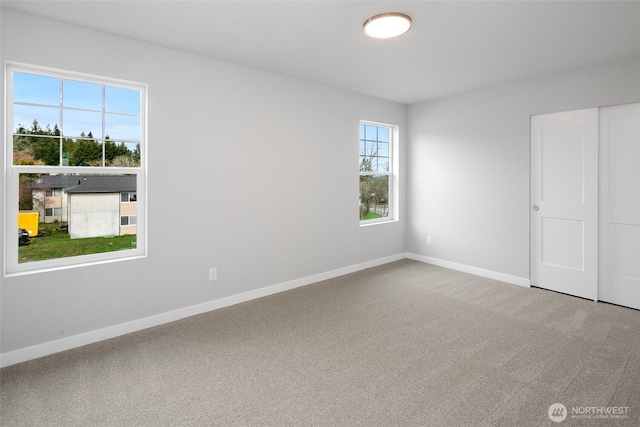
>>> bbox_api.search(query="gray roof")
[32,175,79,189]
[33,175,136,194]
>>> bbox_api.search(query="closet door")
[531,109,598,300]
[599,103,640,310]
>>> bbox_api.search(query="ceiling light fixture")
[363,12,412,39]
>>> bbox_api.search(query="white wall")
[406,58,640,281]
[69,193,120,239]
[0,11,406,359]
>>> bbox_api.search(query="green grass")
[18,224,136,263]
[361,212,381,221]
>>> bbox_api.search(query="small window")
[121,215,137,226]
[359,121,397,224]
[45,207,62,217]
[121,192,136,203]
[6,63,146,275]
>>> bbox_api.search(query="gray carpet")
[1,260,639,426]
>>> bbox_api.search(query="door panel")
[599,103,640,310]
[541,217,584,270]
[541,118,586,203]
[531,108,598,300]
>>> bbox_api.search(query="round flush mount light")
[363,12,412,39]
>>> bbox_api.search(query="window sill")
[359,218,398,227]
[5,250,146,278]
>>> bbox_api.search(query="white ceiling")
[2,1,640,104]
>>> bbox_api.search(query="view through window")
[6,64,146,273]
[359,122,393,223]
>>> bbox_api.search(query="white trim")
[0,253,406,368]
[359,218,399,227]
[4,62,148,276]
[7,61,145,90]
[406,252,531,288]
[359,120,398,225]
[0,252,532,367]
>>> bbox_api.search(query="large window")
[5,63,146,275]
[359,121,396,224]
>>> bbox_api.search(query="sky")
[359,123,390,172]
[12,71,142,145]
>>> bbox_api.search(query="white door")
[531,109,598,300]
[599,103,640,310]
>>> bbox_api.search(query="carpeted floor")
[1,260,639,426]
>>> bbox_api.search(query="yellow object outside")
[18,211,39,236]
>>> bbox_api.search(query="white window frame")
[359,120,399,226]
[4,62,147,276]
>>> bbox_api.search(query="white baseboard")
[0,253,406,368]
[406,253,531,288]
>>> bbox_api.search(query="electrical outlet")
[427,236,432,245]
[209,267,218,281]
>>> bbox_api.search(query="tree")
[18,174,37,210]
[105,140,132,162]
[13,151,44,166]
[133,143,141,164]
[359,144,389,219]
[109,155,138,167]
[13,120,61,165]
[71,138,102,166]
[13,120,141,167]
[32,137,60,166]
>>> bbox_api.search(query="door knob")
[533,205,540,211]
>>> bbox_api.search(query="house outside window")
[5,63,146,275]
[359,121,398,224]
